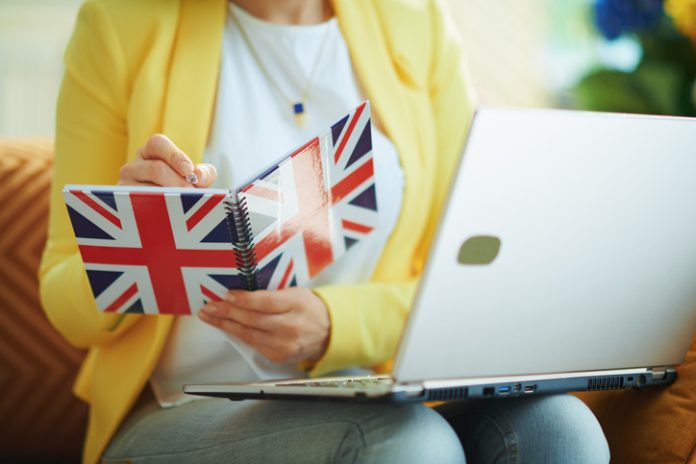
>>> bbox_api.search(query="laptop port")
[523,385,537,394]
[498,386,511,395]
[512,383,522,392]
[483,387,495,396]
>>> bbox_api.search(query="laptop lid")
[394,107,696,383]
[183,108,693,402]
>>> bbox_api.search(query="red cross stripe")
[78,193,237,315]
[253,139,334,278]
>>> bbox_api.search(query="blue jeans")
[103,395,609,463]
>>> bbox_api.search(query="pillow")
[0,139,87,462]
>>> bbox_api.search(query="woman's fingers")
[119,159,191,187]
[137,134,194,177]
[119,134,217,188]
[224,289,294,314]
[193,163,218,188]
[201,303,284,332]
[198,288,330,363]
[119,181,159,187]
[198,311,292,361]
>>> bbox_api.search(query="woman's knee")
[509,395,610,464]
[351,403,466,464]
[439,394,609,464]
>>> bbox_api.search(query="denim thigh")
[436,394,610,464]
[103,398,466,464]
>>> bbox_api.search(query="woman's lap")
[436,394,610,464]
[103,394,609,464]
[102,398,464,464]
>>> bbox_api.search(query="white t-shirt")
[150,3,404,407]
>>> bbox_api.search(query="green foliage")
[573,18,696,116]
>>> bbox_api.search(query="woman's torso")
[149,2,405,407]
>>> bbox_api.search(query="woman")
[40,0,610,462]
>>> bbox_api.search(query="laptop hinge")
[649,367,673,380]
[400,382,425,388]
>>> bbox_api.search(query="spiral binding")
[223,195,258,291]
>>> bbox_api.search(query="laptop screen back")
[394,108,696,383]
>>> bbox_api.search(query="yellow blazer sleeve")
[429,0,477,219]
[309,0,475,377]
[39,0,141,349]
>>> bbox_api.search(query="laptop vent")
[587,376,624,391]
[427,387,468,401]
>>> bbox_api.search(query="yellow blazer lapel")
[332,0,417,152]
[332,0,426,277]
[162,0,227,164]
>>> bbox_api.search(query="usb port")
[498,386,511,395]
[523,385,537,394]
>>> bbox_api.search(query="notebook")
[184,107,696,402]
[63,102,377,315]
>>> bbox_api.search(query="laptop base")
[184,367,676,403]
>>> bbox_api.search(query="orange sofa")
[0,139,694,463]
[0,140,87,463]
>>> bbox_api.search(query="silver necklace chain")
[228,6,334,127]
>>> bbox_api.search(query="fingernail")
[179,159,193,175]
[199,305,214,315]
[225,292,236,303]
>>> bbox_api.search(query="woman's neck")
[230,0,333,25]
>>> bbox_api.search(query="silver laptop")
[185,107,696,402]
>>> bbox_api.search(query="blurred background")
[0,0,694,136]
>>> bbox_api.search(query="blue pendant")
[293,102,307,127]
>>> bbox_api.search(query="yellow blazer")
[39,0,474,462]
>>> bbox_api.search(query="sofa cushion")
[577,334,696,464]
[0,139,87,462]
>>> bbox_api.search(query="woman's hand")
[198,288,330,364]
[119,134,217,187]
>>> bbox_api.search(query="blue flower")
[594,0,665,40]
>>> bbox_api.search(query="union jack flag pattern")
[63,102,377,315]
[242,101,377,290]
[64,187,244,315]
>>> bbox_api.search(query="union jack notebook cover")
[63,102,377,315]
